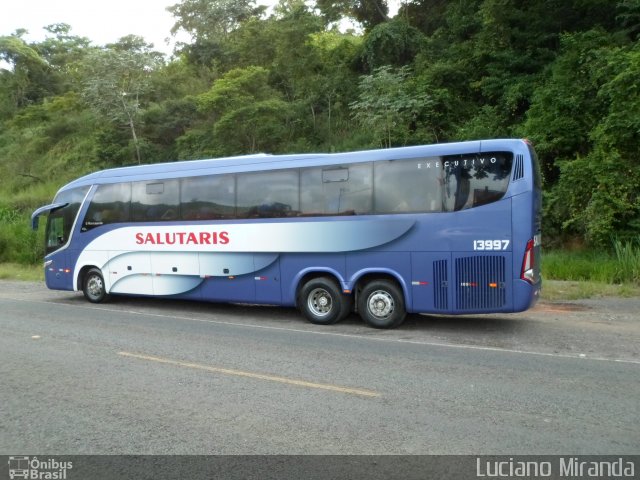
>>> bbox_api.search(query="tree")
[396,0,449,35]
[221,2,341,148]
[522,30,617,181]
[360,19,425,70]
[185,66,292,155]
[304,31,362,148]
[350,65,429,148]
[169,0,263,40]
[617,0,640,40]
[315,0,389,30]
[522,27,639,246]
[81,38,163,164]
[168,0,265,65]
[37,24,92,73]
[0,34,51,113]
[551,42,640,245]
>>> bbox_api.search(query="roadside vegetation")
[541,280,640,301]
[543,239,640,285]
[540,239,640,300]
[1,1,638,300]
[0,263,42,282]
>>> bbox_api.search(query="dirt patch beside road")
[399,296,640,363]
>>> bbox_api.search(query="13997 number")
[473,240,510,251]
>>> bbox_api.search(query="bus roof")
[58,139,527,193]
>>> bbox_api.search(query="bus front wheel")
[358,280,406,329]
[298,277,351,325]
[83,268,109,303]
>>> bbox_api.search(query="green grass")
[0,181,58,212]
[612,238,640,283]
[540,242,640,300]
[542,241,640,285]
[541,279,640,301]
[542,249,618,282]
[0,263,44,282]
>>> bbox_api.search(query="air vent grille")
[433,259,448,310]
[513,154,524,181]
[455,256,506,310]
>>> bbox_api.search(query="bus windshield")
[45,186,89,255]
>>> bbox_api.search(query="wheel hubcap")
[367,291,394,318]
[88,276,103,298]
[308,288,332,317]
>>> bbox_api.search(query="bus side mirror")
[30,202,69,231]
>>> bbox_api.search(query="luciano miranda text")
[476,457,635,478]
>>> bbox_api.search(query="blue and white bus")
[31,139,541,328]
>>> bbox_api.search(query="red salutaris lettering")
[135,231,230,245]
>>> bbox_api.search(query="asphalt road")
[1,280,638,455]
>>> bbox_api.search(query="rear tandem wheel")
[298,276,352,325]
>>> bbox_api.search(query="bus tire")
[358,280,406,329]
[83,268,109,303]
[298,277,351,325]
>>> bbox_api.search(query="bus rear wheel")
[358,280,406,329]
[83,268,109,303]
[298,277,351,325]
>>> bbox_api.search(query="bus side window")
[132,180,180,222]
[373,158,443,213]
[237,170,299,219]
[300,163,372,216]
[181,175,235,220]
[82,183,131,231]
[442,152,513,211]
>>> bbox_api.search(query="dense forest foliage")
[1,0,639,264]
